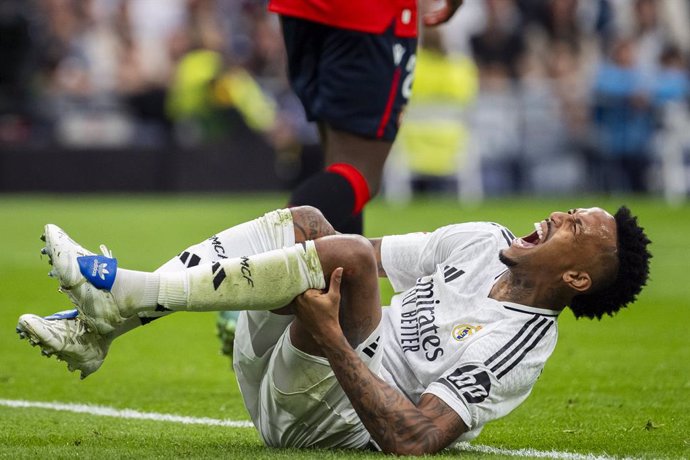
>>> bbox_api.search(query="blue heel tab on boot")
[44,309,79,320]
[77,255,118,291]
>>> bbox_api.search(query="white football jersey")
[379,222,559,442]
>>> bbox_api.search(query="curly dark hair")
[569,206,652,319]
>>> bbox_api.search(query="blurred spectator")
[613,0,690,58]
[470,0,527,82]
[547,40,591,142]
[653,45,689,105]
[385,28,479,200]
[166,45,279,147]
[591,37,655,193]
[517,40,588,194]
[533,0,582,46]
[124,0,186,87]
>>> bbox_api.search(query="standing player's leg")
[223,16,414,372]
[318,127,392,234]
[281,16,416,235]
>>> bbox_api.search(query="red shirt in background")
[268,0,418,37]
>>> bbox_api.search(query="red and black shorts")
[280,16,417,142]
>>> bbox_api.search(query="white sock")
[156,209,294,273]
[156,242,325,312]
[108,209,295,334]
[109,269,161,316]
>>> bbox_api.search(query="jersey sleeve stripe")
[503,304,559,317]
[488,318,549,374]
[489,223,516,246]
[484,315,540,366]
[444,266,465,283]
[436,376,464,399]
[500,229,514,246]
[496,320,554,380]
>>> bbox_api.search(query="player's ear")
[563,270,592,293]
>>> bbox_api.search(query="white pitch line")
[453,442,626,460]
[0,398,253,428]
[1,399,628,460]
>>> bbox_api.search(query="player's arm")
[368,238,387,278]
[373,227,480,291]
[294,269,467,455]
[423,0,464,26]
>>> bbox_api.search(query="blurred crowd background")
[1,0,690,200]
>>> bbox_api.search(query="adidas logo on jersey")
[443,266,465,283]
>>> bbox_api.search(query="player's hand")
[423,0,464,26]
[294,268,344,341]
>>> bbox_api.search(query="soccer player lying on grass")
[17,206,651,455]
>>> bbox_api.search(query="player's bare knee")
[314,234,376,280]
[290,206,336,241]
[337,235,377,278]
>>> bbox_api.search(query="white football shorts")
[233,309,383,449]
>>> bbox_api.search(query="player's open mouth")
[513,220,550,249]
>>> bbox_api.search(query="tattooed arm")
[320,335,466,454]
[294,269,467,455]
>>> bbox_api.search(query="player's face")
[500,207,617,272]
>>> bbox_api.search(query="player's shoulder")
[485,303,560,347]
[460,303,559,371]
[436,222,515,248]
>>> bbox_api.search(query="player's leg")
[45,207,336,322]
[16,309,110,379]
[128,207,304,319]
[26,224,335,355]
[320,127,392,234]
[96,241,322,319]
[281,16,416,234]
[17,208,296,377]
[38,213,366,332]
[17,207,335,377]
[20,206,301,334]
[244,234,383,448]
[291,234,381,354]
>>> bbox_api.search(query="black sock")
[288,171,358,232]
[337,212,363,235]
[288,163,371,234]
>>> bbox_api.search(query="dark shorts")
[280,16,417,142]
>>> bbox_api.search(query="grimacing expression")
[500,207,618,278]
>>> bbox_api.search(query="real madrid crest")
[452,324,482,341]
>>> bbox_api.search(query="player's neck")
[490,270,567,311]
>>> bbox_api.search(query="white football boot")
[42,224,126,334]
[16,310,109,379]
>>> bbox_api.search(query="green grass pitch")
[0,194,688,459]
